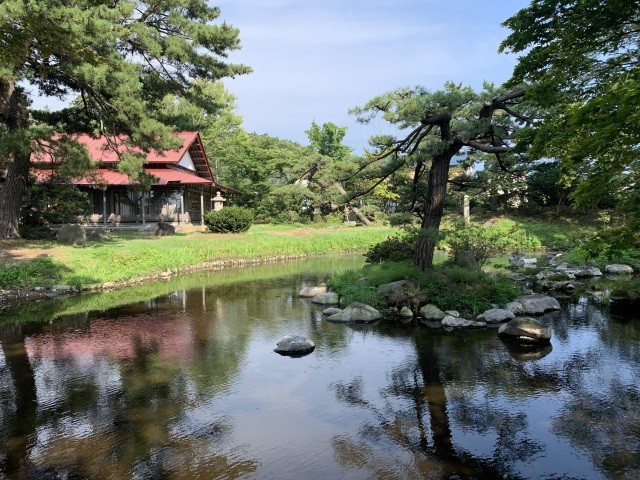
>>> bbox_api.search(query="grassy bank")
[0,225,397,289]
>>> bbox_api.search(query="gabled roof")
[31,131,217,186]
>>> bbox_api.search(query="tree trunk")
[336,183,372,226]
[414,154,452,270]
[0,77,31,238]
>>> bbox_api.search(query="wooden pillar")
[102,189,107,226]
[200,187,204,226]
[179,187,184,225]
[141,192,146,226]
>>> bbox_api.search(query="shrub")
[365,233,416,263]
[204,206,254,233]
[388,212,416,227]
[441,221,504,267]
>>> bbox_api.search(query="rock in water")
[476,308,516,324]
[419,304,446,321]
[605,264,634,274]
[310,292,339,305]
[299,283,327,298]
[513,294,561,315]
[441,315,486,328]
[327,302,382,323]
[274,335,315,356]
[498,317,552,345]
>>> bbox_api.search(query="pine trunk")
[414,154,452,270]
[0,77,31,238]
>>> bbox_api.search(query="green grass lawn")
[0,224,397,288]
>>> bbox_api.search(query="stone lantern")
[213,191,226,211]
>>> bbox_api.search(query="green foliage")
[22,183,92,225]
[330,261,520,317]
[387,213,416,227]
[256,184,318,223]
[204,206,254,233]
[18,225,56,240]
[365,233,416,264]
[441,222,503,267]
[501,0,640,252]
[305,121,351,162]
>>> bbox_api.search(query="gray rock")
[498,317,552,344]
[85,228,111,241]
[322,307,342,316]
[155,222,176,236]
[327,302,382,323]
[299,283,327,297]
[507,273,527,282]
[574,267,603,278]
[419,304,446,321]
[444,310,460,318]
[509,253,537,267]
[513,294,561,315]
[441,315,486,328]
[273,335,315,355]
[538,279,574,292]
[52,285,73,292]
[476,308,515,324]
[505,302,524,315]
[377,280,408,295]
[399,306,414,318]
[57,224,86,246]
[605,264,634,274]
[310,292,339,305]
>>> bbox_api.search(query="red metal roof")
[33,167,213,186]
[32,132,199,165]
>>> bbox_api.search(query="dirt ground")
[0,239,61,267]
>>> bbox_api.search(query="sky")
[215,0,531,153]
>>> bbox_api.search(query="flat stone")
[498,317,552,344]
[445,310,460,318]
[322,307,342,316]
[377,280,408,295]
[419,304,446,321]
[299,283,327,297]
[310,292,339,305]
[441,315,486,329]
[605,264,634,274]
[273,335,315,356]
[513,294,561,315]
[476,308,515,324]
[327,302,382,323]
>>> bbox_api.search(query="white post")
[141,192,146,226]
[463,195,470,225]
[179,187,185,225]
[200,187,204,226]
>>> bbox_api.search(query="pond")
[0,255,638,479]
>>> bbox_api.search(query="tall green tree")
[351,82,527,269]
[0,0,250,237]
[500,0,640,255]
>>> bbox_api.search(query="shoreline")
[0,252,333,312]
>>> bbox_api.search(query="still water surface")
[0,255,638,479]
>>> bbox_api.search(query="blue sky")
[216,0,531,153]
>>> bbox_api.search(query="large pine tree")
[0,0,250,237]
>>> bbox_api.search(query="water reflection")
[0,256,638,479]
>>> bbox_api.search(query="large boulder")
[57,223,86,246]
[155,222,176,236]
[273,335,315,356]
[605,264,634,275]
[442,315,486,329]
[498,317,552,344]
[573,266,603,278]
[322,307,342,316]
[513,294,561,315]
[504,301,525,315]
[476,308,516,324]
[299,283,327,298]
[85,228,111,241]
[376,280,408,296]
[327,302,382,323]
[419,304,446,321]
[310,292,339,305]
